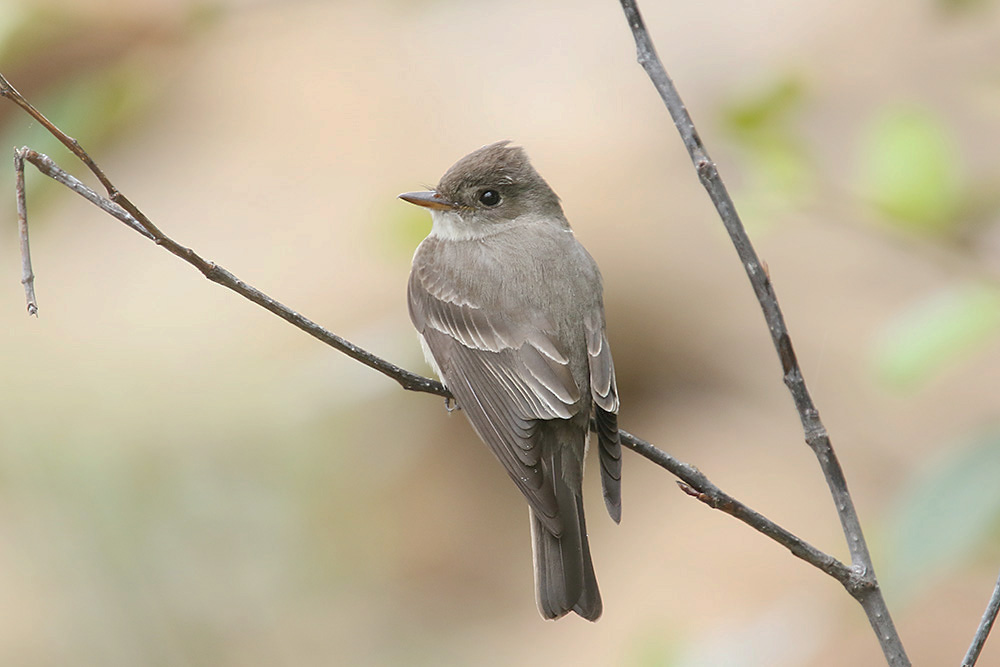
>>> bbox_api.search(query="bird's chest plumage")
[412,225,591,316]
[408,227,597,402]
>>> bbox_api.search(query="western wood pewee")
[400,141,621,621]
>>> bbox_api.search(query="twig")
[619,429,852,581]
[15,148,153,240]
[963,570,1000,666]
[13,149,36,315]
[616,1,908,664]
[0,72,143,226]
[10,147,445,397]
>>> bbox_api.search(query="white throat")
[426,209,569,242]
[428,209,489,241]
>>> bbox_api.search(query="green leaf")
[882,430,1000,598]
[858,106,964,234]
[872,283,1000,389]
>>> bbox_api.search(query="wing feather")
[585,315,618,412]
[519,345,580,407]
[585,312,622,522]
[425,329,562,532]
[410,265,584,535]
[409,240,622,529]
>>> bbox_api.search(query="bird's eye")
[478,189,501,207]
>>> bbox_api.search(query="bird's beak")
[398,190,456,211]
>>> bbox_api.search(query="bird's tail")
[530,444,602,621]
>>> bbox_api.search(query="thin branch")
[963,570,1000,666]
[616,0,908,664]
[15,148,153,240]
[11,137,875,599]
[619,429,851,581]
[12,148,446,397]
[0,72,159,240]
[13,149,36,315]
[11,137,861,582]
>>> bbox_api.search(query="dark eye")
[478,189,501,207]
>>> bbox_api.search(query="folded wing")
[410,271,582,535]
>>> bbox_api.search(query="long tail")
[530,438,602,621]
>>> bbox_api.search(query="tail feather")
[530,506,602,621]
[530,437,602,621]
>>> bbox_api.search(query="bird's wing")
[409,270,581,535]
[586,311,622,523]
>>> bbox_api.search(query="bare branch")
[616,0,908,664]
[0,72,147,228]
[13,149,36,315]
[619,429,852,581]
[963,570,1000,666]
[17,148,153,239]
[12,147,446,397]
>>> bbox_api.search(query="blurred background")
[1,0,999,664]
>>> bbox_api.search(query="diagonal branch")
[616,0,908,664]
[619,429,852,581]
[963,569,1000,667]
[11,146,444,397]
[11,142,853,587]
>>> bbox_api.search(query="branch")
[13,149,36,315]
[7,143,445,397]
[13,145,869,606]
[618,429,851,580]
[7,111,880,597]
[9,136,861,583]
[616,1,908,664]
[963,569,1000,666]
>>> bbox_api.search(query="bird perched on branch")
[401,141,621,620]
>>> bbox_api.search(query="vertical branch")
[14,148,37,315]
[616,1,908,665]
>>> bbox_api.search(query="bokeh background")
[2,0,1000,664]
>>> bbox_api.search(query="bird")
[400,141,620,621]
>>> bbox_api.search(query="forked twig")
[6,135,452,398]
